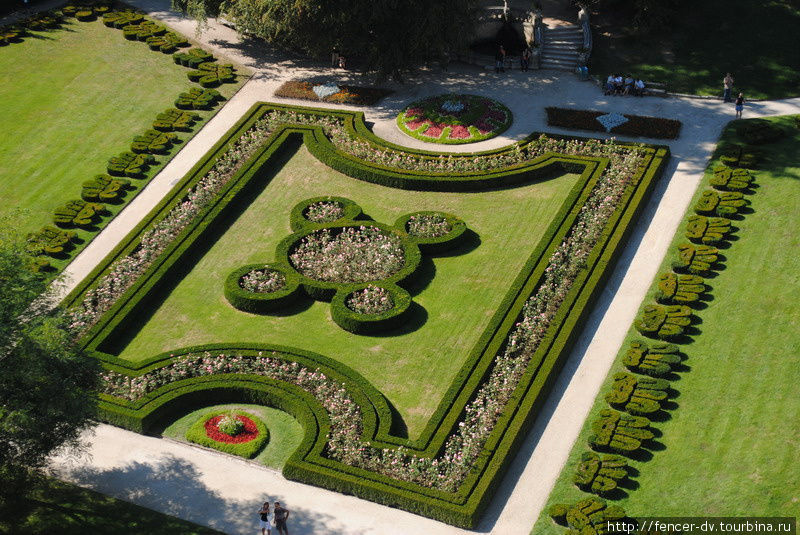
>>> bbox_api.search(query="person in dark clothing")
[495,45,506,73]
[735,93,745,118]
[521,48,530,71]
[274,502,291,535]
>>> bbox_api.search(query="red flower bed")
[204,414,260,444]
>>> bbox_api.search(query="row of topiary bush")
[549,121,765,533]
[62,104,670,528]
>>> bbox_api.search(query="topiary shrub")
[153,108,198,132]
[549,497,626,533]
[685,215,732,245]
[711,166,754,191]
[173,47,214,68]
[53,199,105,228]
[330,284,413,334]
[187,62,236,87]
[622,340,681,377]
[0,27,24,46]
[394,211,468,254]
[122,20,166,41]
[634,303,692,340]
[103,11,143,29]
[175,87,222,110]
[605,372,669,415]
[26,226,77,257]
[735,119,785,145]
[82,174,130,202]
[74,10,96,21]
[288,196,363,231]
[224,263,302,314]
[145,32,188,53]
[693,189,746,217]
[718,144,760,169]
[573,452,628,496]
[131,129,178,154]
[672,242,719,274]
[588,409,654,454]
[23,13,62,31]
[656,272,705,304]
[107,151,154,178]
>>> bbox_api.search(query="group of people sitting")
[604,74,646,96]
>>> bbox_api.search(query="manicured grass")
[0,18,246,270]
[109,146,581,437]
[589,1,800,99]
[163,403,305,469]
[532,115,800,533]
[1,477,222,534]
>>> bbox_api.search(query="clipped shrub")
[173,47,214,68]
[685,215,732,245]
[26,226,77,257]
[82,174,129,202]
[573,452,628,496]
[605,372,669,415]
[131,129,178,154]
[711,166,754,191]
[623,340,681,377]
[735,119,785,145]
[53,199,104,228]
[549,497,626,533]
[394,211,468,254]
[224,263,302,314]
[103,11,143,29]
[672,242,719,274]
[145,31,188,53]
[153,108,198,132]
[588,409,654,454]
[289,196,363,232]
[122,20,166,41]
[74,10,96,21]
[0,27,24,46]
[330,284,413,334]
[656,272,705,304]
[175,87,222,110]
[188,62,236,88]
[185,409,269,459]
[634,303,692,340]
[30,256,52,272]
[23,13,62,31]
[693,189,746,217]
[107,151,154,178]
[718,144,760,168]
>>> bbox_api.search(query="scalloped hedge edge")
[185,408,269,458]
[64,103,669,528]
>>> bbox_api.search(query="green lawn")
[0,18,246,270]
[589,1,800,99]
[532,115,800,533]
[107,146,581,437]
[163,403,305,469]
[1,477,222,534]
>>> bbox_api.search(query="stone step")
[545,43,582,50]
[545,25,581,31]
[540,57,578,67]
[542,51,580,60]
[545,37,583,44]
[540,64,578,71]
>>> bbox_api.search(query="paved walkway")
[46,2,800,534]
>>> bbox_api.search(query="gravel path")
[46,2,800,534]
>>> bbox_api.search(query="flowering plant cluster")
[84,105,649,493]
[240,267,286,293]
[204,413,260,444]
[397,94,512,144]
[405,214,451,238]
[346,286,394,315]
[289,226,405,283]
[216,413,245,435]
[304,200,345,223]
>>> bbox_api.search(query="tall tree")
[0,230,99,524]
[172,0,478,80]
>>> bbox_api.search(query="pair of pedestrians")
[723,73,746,119]
[258,501,291,535]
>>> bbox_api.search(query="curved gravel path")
[44,2,800,534]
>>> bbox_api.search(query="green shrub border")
[185,408,269,458]
[330,284,413,334]
[288,196,363,231]
[223,263,302,313]
[394,211,467,254]
[63,103,669,528]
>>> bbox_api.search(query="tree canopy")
[172,0,478,80]
[0,230,99,521]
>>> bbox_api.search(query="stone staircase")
[540,24,583,71]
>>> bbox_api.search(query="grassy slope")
[163,403,305,469]
[532,115,800,534]
[0,19,245,270]
[3,477,222,534]
[110,146,581,437]
[589,0,800,99]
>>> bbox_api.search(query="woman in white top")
[258,502,274,535]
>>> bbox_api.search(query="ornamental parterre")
[396,94,513,144]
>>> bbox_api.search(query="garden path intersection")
[37,2,800,534]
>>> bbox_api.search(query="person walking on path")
[723,73,735,102]
[258,502,274,535]
[521,48,530,71]
[495,45,506,73]
[735,92,745,118]
[274,502,291,535]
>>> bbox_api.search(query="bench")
[643,81,668,97]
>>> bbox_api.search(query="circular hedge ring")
[395,211,467,254]
[289,196,363,231]
[185,409,269,458]
[331,284,412,334]
[224,263,301,313]
[396,94,512,145]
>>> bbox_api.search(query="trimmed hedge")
[734,119,786,145]
[53,199,105,228]
[330,284,412,334]
[187,62,236,88]
[153,108,198,132]
[573,452,628,496]
[588,409,654,454]
[103,11,144,29]
[122,20,166,41]
[672,242,720,274]
[66,104,669,528]
[718,144,761,169]
[145,32,188,54]
[289,196,363,231]
[549,497,626,532]
[622,340,681,378]
[107,151,155,178]
[656,272,705,304]
[634,303,692,340]
[185,409,269,458]
[26,225,76,257]
[173,48,215,68]
[131,130,178,154]
[223,263,302,314]
[82,174,129,202]
[545,107,682,139]
[604,372,668,415]
[693,189,746,217]
[175,88,222,110]
[685,215,733,245]
[711,165,754,191]
[394,211,468,254]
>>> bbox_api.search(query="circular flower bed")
[397,94,512,144]
[289,225,405,283]
[304,200,345,223]
[205,413,258,444]
[405,214,452,239]
[346,285,394,315]
[240,267,286,293]
[186,409,269,458]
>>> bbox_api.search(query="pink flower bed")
[397,94,512,144]
[205,414,260,444]
[449,125,470,139]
